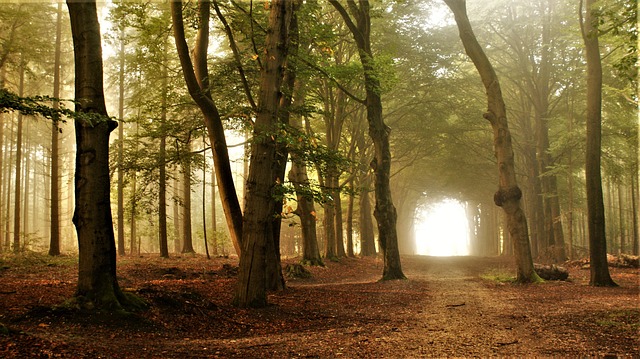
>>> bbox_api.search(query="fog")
[414,199,470,256]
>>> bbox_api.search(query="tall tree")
[234,0,295,308]
[580,0,617,287]
[116,25,126,257]
[49,2,63,256]
[328,0,404,280]
[12,58,24,252]
[171,0,243,256]
[444,0,540,283]
[67,0,142,310]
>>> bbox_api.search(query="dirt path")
[1,254,638,358]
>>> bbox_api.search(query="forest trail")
[1,254,638,358]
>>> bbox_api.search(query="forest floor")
[0,252,638,358]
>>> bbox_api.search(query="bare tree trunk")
[67,0,143,310]
[581,0,617,286]
[116,25,126,257]
[631,172,638,255]
[345,180,355,257]
[13,59,24,252]
[181,143,195,254]
[159,133,168,258]
[171,0,243,256]
[445,0,539,283]
[158,42,169,258]
[49,2,63,256]
[210,163,218,256]
[173,171,181,253]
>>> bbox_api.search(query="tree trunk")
[116,25,126,257]
[181,145,195,254]
[581,0,617,286]
[49,2,63,256]
[158,42,169,258]
[173,172,182,253]
[234,0,294,308]
[359,174,376,257]
[345,180,355,257]
[329,0,404,279]
[13,59,24,252]
[210,164,218,256]
[445,0,540,283]
[67,0,142,310]
[631,171,638,255]
[171,0,243,256]
[159,133,168,258]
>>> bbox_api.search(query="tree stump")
[284,264,312,279]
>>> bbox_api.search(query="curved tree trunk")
[329,0,404,279]
[171,0,243,256]
[444,0,540,283]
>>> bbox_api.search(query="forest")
[0,0,638,357]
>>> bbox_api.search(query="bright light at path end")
[415,199,470,256]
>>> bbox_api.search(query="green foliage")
[0,88,115,127]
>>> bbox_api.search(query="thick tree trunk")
[49,2,63,256]
[581,0,617,286]
[67,0,141,310]
[171,0,243,256]
[445,0,540,283]
[235,0,294,308]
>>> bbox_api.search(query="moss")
[480,269,516,283]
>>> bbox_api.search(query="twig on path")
[496,339,519,346]
[445,302,465,308]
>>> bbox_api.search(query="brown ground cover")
[0,253,638,358]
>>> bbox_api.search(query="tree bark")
[329,0,404,279]
[158,40,169,259]
[171,0,243,256]
[67,0,141,310]
[48,2,63,256]
[444,0,540,283]
[13,59,24,252]
[234,0,294,308]
[116,25,125,257]
[581,0,617,286]
[181,144,195,254]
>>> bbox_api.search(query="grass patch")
[596,309,640,330]
[480,268,516,283]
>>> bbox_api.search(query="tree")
[234,0,295,308]
[580,0,617,287]
[444,0,540,283]
[67,0,143,310]
[328,0,405,280]
[171,0,243,256]
[48,2,63,257]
